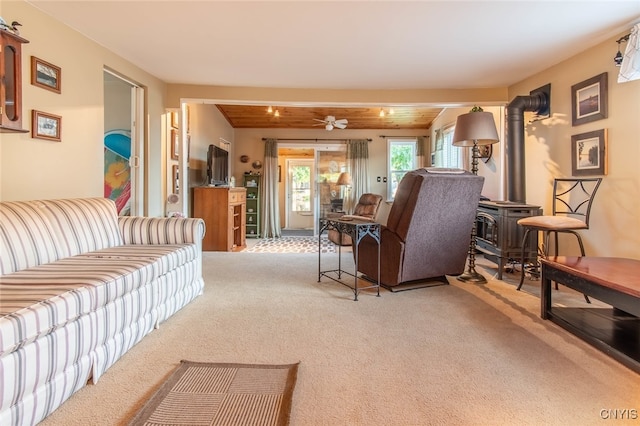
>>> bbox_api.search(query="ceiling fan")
[313,115,348,131]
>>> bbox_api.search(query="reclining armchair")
[355,168,484,289]
[328,193,383,246]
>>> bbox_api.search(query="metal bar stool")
[516,178,602,301]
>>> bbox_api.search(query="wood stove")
[475,200,542,279]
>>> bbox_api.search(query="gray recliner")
[355,168,484,289]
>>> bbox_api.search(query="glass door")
[286,159,315,230]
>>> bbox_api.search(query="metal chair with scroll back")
[516,178,602,301]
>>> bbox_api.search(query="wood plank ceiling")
[216,105,442,130]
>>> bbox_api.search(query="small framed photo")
[571,129,607,176]
[172,165,179,194]
[31,56,61,94]
[571,72,607,126]
[171,129,179,160]
[32,110,62,141]
[170,111,178,128]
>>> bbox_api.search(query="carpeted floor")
[39,252,639,426]
[128,361,299,426]
[244,236,337,253]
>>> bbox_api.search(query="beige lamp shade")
[336,172,352,186]
[452,111,499,147]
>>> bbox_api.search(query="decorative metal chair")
[516,178,602,297]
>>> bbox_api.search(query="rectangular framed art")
[32,110,62,142]
[31,56,61,94]
[172,165,179,194]
[571,72,607,126]
[171,129,179,160]
[571,129,607,176]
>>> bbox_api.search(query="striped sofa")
[0,198,205,425]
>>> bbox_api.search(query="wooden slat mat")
[128,361,299,426]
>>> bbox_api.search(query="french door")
[285,159,315,230]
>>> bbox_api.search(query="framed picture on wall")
[172,165,179,194]
[571,72,607,126]
[571,129,607,176]
[171,129,179,160]
[31,56,61,94]
[32,110,62,141]
[170,111,179,128]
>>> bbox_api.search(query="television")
[206,144,229,186]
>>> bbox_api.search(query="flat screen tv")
[206,144,229,186]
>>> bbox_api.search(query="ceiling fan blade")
[325,115,336,122]
[334,122,347,129]
[334,119,348,125]
[313,118,327,123]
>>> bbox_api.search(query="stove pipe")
[506,92,549,203]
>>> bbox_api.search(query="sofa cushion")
[40,198,123,258]
[0,198,123,276]
[0,243,198,356]
[0,201,63,275]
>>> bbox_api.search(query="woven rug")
[244,236,337,253]
[128,361,299,426]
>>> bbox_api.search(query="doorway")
[103,70,145,216]
[285,159,315,230]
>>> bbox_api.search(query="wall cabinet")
[0,29,29,133]
[193,187,246,251]
[243,174,260,238]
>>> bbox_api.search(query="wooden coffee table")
[540,256,640,373]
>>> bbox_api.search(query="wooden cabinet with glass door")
[0,28,29,133]
[244,174,260,238]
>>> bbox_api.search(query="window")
[388,139,417,199]
[432,125,462,169]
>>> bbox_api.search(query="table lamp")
[452,107,499,283]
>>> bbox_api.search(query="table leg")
[541,263,552,319]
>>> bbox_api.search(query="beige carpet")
[128,361,298,426]
[40,252,639,426]
[244,236,336,253]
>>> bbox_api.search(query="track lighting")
[614,33,630,67]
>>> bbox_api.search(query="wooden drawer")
[229,190,246,203]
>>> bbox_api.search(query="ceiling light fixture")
[379,108,385,117]
[389,108,395,115]
[274,109,280,117]
[614,33,630,67]
[267,105,273,113]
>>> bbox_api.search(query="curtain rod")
[379,135,429,138]
[262,138,372,142]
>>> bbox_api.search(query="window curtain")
[618,24,640,83]
[416,136,426,168]
[346,139,369,214]
[261,138,281,238]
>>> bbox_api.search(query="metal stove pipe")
[506,91,549,203]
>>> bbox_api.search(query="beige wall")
[430,106,505,201]
[508,32,640,259]
[0,1,167,216]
